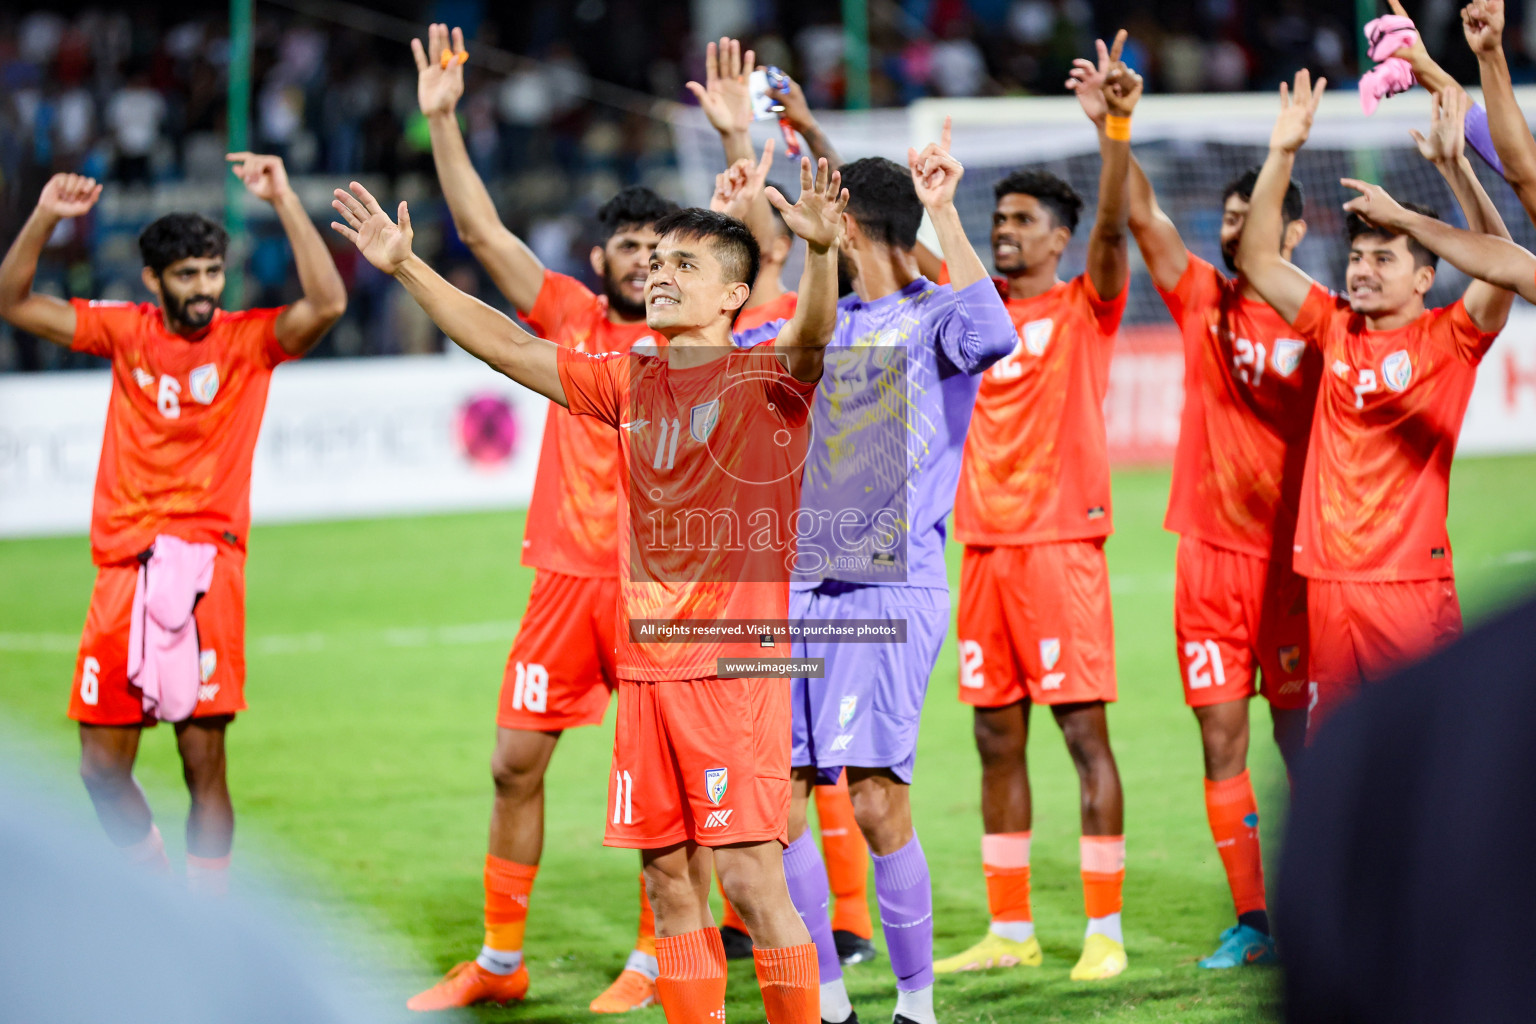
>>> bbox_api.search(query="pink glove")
[1364,14,1420,62]
[1359,57,1416,115]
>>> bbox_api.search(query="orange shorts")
[498,570,619,731]
[957,540,1116,707]
[605,676,791,849]
[1174,536,1309,710]
[1306,576,1461,731]
[69,554,247,726]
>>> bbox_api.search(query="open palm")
[1411,90,1467,164]
[685,37,754,135]
[413,23,466,116]
[769,157,847,252]
[1271,69,1327,153]
[37,173,102,219]
[331,182,415,273]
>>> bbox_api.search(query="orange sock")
[981,832,1032,922]
[1205,770,1266,916]
[1080,835,1125,919]
[483,854,538,952]
[753,943,819,1024]
[655,927,728,1024]
[717,874,749,933]
[636,873,657,957]
[815,779,872,939]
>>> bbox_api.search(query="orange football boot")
[406,961,529,1011]
[588,968,658,1013]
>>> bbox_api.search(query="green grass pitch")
[3,458,1534,1023]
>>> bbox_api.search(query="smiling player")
[405,25,678,1012]
[332,151,848,1024]
[0,156,345,894]
[1238,71,1514,730]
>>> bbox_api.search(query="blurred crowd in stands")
[3,0,1535,368]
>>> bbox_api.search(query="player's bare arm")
[414,23,545,314]
[1342,178,1536,307]
[1086,51,1139,302]
[912,116,988,291]
[766,156,848,382]
[1407,88,1517,329]
[710,140,781,262]
[1382,0,1460,96]
[1463,0,1536,220]
[331,181,567,405]
[0,174,102,346]
[227,153,347,356]
[1238,70,1327,324]
[691,38,786,268]
[1068,31,1188,291]
[687,37,757,165]
[767,72,842,170]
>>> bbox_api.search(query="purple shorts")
[790,582,950,783]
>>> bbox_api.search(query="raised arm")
[227,153,346,356]
[1464,0,1536,219]
[765,157,848,382]
[331,182,566,404]
[0,174,101,346]
[1342,177,1536,308]
[414,24,545,314]
[910,117,989,290]
[1238,71,1327,324]
[1067,32,1188,292]
[709,140,781,256]
[766,72,842,170]
[1408,88,1516,329]
[1085,51,1139,301]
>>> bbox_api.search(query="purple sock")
[782,829,843,984]
[872,832,934,992]
[1465,101,1509,179]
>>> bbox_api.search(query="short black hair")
[596,186,679,240]
[1347,201,1440,270]
[993,169,1084,234]
[652,208,761,317]
[840,157,922,250]
[1223,167,1306,225]
[138,214,228,274]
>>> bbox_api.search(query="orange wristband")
[1105,115,1131,142]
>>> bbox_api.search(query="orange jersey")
[735,290,798,332]
[954,275,1126,545]
[70,299,290,566]
[556,343,817,680]
[1160,255,1322,558]
[1291,284,1498,581]
[521,271,661,577]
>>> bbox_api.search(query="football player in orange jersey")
[407,24,676,1012]
[1064,33,1323,969]
[936,52,1138,982]
[695,45,877,966]
[0,156,345,894]
[1239,71,1515,731]
[331,152,847,1024]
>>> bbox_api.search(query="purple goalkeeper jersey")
[785,276,1014,589]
